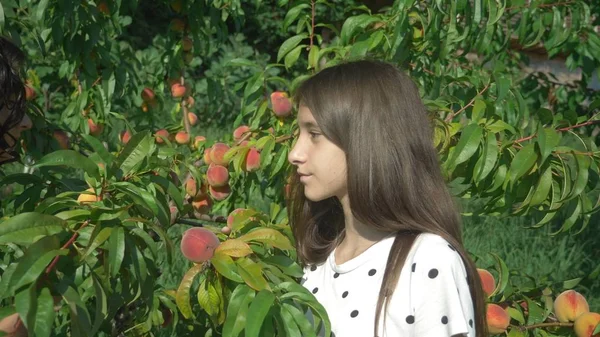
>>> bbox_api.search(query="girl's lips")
[299,174,312,183]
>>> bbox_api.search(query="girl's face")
[0,105,32,164]
[288,105,347,202]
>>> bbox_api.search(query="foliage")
[0,0,599,336]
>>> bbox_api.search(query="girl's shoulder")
[410,233,465,267]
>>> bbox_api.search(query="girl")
[0,36,33,167]
[287,60,487,337]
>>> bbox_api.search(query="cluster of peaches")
[478,269,599,336]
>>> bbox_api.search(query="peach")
[24,85,36,101]
[187,112,198,126]
[155,129,169,144]
[193,136,206,149]
[209,184,230,201]
[0,313,26,337]
[171,83,186,98]
[268,127,274,134]
[77,188,101,204]
[185,177,207,199]
[574,312,600,337]
[209,142,230,166]
[120,130,132,145]
[554,290,590,323]
[53,130,70,149]
[227,208,245,228]
[270,91,292,117]
[220,226,231,235]
[186,96,195,108]
[169,206,179,225]
[175,131,190,145]
[203,148,213,165]
[487,303,510,334]
[87,119,104,136]
[191,195,212,214]
[170,0,182,12]
[477,268,496,297]
[243,147,260,172]
[182,37,193,51]
[97,1,109,15]
[180,227,220,263]
[170,18,185,33]
[207,164,229,187]
[141,87,155,102]
[233,125,250,141]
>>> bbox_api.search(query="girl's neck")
[335,195,392,264]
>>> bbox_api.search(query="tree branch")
[45,220,90,274]
[445,83,491,123]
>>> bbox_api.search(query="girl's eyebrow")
[299,120,319,129]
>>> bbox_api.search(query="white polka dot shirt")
[301,233,475,337]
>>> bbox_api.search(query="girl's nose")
[288,143,306,166]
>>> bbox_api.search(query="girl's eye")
[309,132,320,139]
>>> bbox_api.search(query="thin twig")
[445,83,491,122]
[506,1,576,11]
[45,220,91,274]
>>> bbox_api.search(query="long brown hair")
[287,59,487,337]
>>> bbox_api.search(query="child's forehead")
[297,106,319,127]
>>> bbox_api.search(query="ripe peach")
[97,1,110,15]
[227,208,245,228]
[77,188,101,204]
[233,125,250,141]
[185,96,195,108]
[187,112,198,126]
[477,268,496,297]
[53,130,70,149]
[209,143,230,166]
[193,136,206,149]
[175,131,190,145]
[120,130,132,145]
[182,37,193,51]
[270,91,292,117]
[207,164,229,187]
[24,85,36,101]
[87,119,104,136]
[243,147,260,172]
[209,184,230,201]
[185,177,207,199]
[487,303,510,334]
[141,87,155,102]
[203,148,213,165]
[180,227,220,263]
[170,18,185,33]
[155,129,169,144]
[191,195,212,214]
[171,83,186,98]
[554,290,590,323]
[574,312,600,337]
[0,313,26,337]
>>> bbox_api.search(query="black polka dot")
[368,269,377,276]
[333,272,339,278]
[411,263,416,272]
[310,265,317,271]
[312,287,318,294]
[342,291,348,298]
[448,244,456,251]
[428,269,439,278]
[350,310,359,318]
[441,316,448,324]
[406,315,415,324]
[469,319,473,327]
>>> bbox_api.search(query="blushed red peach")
[155,129,169,144]
[477,268,496,297]
[233,125,250,141]
[175,131,190,145]
[209,184,230,201]
[207,164,229,187]
[270,91,292,117]
[574,312,600,337]
[487,303,510,334]
[243,147,260,172]
[209,143,230,166]
[554,290,590,323]
[180,227,220,262]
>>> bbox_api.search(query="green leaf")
[223,284,255,337]
[568,154,591,201]
[281,302,317,337]
[262,255,303,278]
[237,257,270,291]
[0,173,44,187]
[536,127,560,165]
[525,296,545,325]
[283,4,310,31]
[116,131,155,176]
[277,34,307,62]
[507,143,537,187]
[340,14,379,45]
[34,287,55,337]
[90,273,108,336]
[176,264,203,319]
[285,45,304,69]
[108,226,125,277]
[308,45,319,69]
[60,285,92,336]
[113,182,159,216]
[245,289,276,337]
[0,213,66,245]
[473,132,498,183]
[278,302,302,337]
[149,175,184,210]
[81,134,114,167]
[445,124,483,174]
[238,228,294,251]
[212,251,244,282]
[34,150,99,178]
[81,226,112,260]
[197,277,221,320]
[471,99,486,121]
[530,164,553,206]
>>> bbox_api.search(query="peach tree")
[0,0,599,336]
